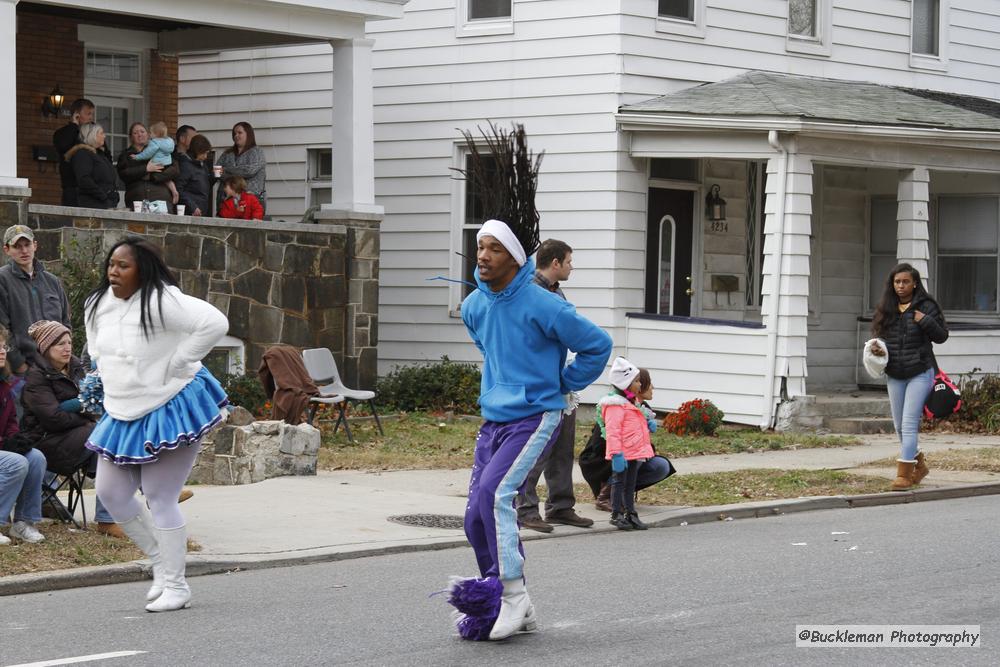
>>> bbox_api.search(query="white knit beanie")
[608,356,640,391]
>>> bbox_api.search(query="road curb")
[4,481,999,596]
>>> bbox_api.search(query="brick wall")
[16,10,84,205]
[148,51,179,133]
[14,7,179,205]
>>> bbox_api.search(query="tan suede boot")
[890,460,916,491]
[912,452,929,485]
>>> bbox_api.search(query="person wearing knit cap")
[598,356,656,531]
[447,123,612,642]
[18,320,120,536]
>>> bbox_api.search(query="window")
[745,161,766,307]
[658,0,693,21]
[93,100,132,160]
[203,336,247,377]
[452,152,498,307]
[910,0,948,69]
[458,0,513,37]
[936,197,998,312]
[912,0,939,55]
[789,0,816,38]
[868,198,899,310]
[656,0,705,38]
[786,0,831,56]
[469,0,510,20]
[86,50,140,82]
[650,158,698,182]
[307,148,332,209]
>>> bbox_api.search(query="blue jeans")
[0,448,46,526]
[886,367,935,461]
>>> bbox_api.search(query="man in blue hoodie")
[460,218,612,640]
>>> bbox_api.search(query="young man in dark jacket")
[0,226,71,374]
[52,99,95,207]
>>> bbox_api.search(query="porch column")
[896,167,931,287]
[761,153,813,400]
[325,38,382,216]
[0,0,29,189]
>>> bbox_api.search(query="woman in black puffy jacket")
[68,123,119,210]
[175,134,213,217]
[870,263,949,491]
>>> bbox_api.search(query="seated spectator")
[219,175,264,221]
[20,320,121,537]
[176,134,213,217]
[217,122,266,212]
[0,326,45,545]
[68,123,119,210]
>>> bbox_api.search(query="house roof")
[620,71,1000,132]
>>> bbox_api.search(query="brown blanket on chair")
[257,346,319,425]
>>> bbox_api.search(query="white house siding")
[179,44,336,221]
[177,1,1000,397]
[625,316,769,425]
[369,0,632,383]
[808,165,868,388]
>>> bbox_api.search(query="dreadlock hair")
[86,236,178,340]
[455,122,543,258]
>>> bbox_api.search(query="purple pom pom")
[456,612,496,641]
[447,576,502,617]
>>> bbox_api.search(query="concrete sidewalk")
[2,432,999,595]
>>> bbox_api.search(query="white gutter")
[761,130,788,430]
[615,113,1000,148]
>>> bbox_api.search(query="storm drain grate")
[388,513,465,529]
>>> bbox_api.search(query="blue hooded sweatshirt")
[462,258,613,423]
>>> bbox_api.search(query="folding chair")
[41,464,89,529]
[302,348,384,442]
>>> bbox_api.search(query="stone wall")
[189,419,321,486]
[0,202,381,389]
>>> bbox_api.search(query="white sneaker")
[0,532,10,546]
[10,521,45,543]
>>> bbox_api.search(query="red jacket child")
[219,192,264,220]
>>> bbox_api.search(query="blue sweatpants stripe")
[493,409,562,580]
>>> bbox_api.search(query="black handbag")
[1,432,35,456]
[578,422,610,497]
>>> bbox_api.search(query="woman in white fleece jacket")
[84,237,229,613]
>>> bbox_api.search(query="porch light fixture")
[41,85,65,118]
[705,184,727,222]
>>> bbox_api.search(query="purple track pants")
[464,410,563,581]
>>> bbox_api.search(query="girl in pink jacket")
[600,357,656,531]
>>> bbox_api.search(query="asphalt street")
[2,496,997,667]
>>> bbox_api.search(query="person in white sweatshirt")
[84,236,229,613]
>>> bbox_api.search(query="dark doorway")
[645,188,695,317]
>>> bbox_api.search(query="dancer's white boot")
[489,578,533,640]
[117,512,164,602]
[145,525,191,612]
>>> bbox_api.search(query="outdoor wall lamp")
[41,85,65,118]
[705,184,727,222]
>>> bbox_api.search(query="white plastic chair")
[302,348,384,439]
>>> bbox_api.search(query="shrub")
[376,356,481,414]
[952,373,1000,433]
[664,398,725,436]
[219,372,269,418]
[50,236,105,357]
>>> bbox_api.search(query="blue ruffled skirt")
[85,368,229,465]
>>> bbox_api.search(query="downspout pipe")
[761,130,788,430]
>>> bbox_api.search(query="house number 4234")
[710,221,729,233]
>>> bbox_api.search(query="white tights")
[95,445,200,530]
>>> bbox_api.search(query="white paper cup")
[213,165,223,178]
[176,204,186,216]
[132,201,142,212]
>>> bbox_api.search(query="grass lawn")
[1,522,143,577]
[0,524,202,578]
[863,447,1000,473]
[317,413,862,471]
